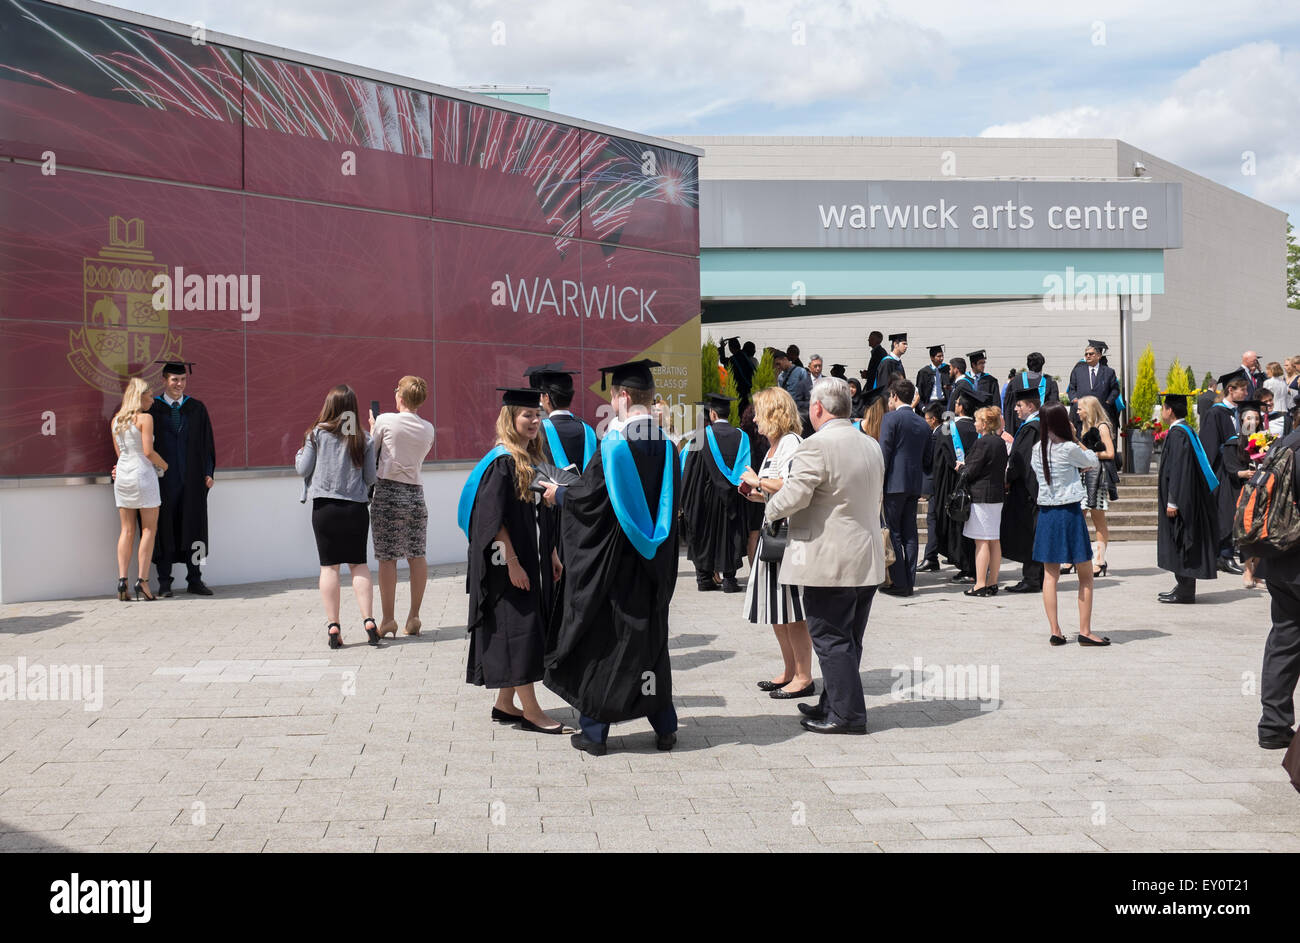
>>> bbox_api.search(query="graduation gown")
[544,419,679,723]
[542,413,596,472]
[932,416,977,570]
[1002,374,1060,434]
[147,395,215,569]
[1199,403,1238,542]
[464,455,554,688]
[947,374,1000,412]
[1000,416,1040,563]
[1157,423,1219,580]
[915,363,952,407]
[874,355,904,393]
[680,421,748,574]
[1222,439,1253,522]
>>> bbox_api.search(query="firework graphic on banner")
[243,54,431,156]
[0,0,242,119]
[582,138,700,255]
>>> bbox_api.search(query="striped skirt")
[743,555,804,626]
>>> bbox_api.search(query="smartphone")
[739,480,754,496]
[370,400,381,418]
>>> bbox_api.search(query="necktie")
[1090,366,1097,386]
[170,401,181,431]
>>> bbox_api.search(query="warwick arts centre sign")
[700,180,1182,250]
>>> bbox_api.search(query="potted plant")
[1125,415,1159,474]
[1122,345,1160,473]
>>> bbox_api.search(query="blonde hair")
[975,405,1002,434]
[495,405,546,501]
[752,386,801,441]
[397,375,428,409]
[111,378,150,437]
[861,398,885,440]
[1077,395,1113,434]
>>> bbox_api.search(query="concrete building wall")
[673,135,1292,393]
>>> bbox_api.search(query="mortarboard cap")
[829,364,847,378]
[966,349,987,363]
[155,360,195,375]
[523,363,576,394]
[497,387,542,408]
[927,345,944,357]
[1217,368,1249,388]
[1086,339,1109,352]
[597,359,660,391]
[699,393,736,415]
[889,332,908,344]
[1238,400,1264,415]
[958,385,992,409]
[1012,384,1042,403]
[1159,391,1194,402]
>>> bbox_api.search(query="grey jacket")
[296,427,376,502]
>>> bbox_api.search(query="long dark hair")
[307,384,366,468]
[1038,402,1075,487]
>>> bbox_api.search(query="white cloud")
[981,42,1300,208]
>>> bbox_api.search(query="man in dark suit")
[915,344,952,410]
[1067,340,1121,429]
[878,379,931,597]
[1238,351,1266,395]
[1257,427,1300,749]
[861,330,886,392]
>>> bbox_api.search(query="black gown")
[465,455,555,688]
[875,356,904,394]
[147,396,215,572]
[680,421,747,575]
[544,419,680,723]
[1001,418,1041,563]
[1157,424,1218,580]
[1199,404,1238,542]
[932,416,977,572]
[1222,438,1252,526]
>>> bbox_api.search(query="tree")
[1165,357,1197,430]
[1130,344,1159,428]
[1288,220,1299,310]
[1202,371,1214,391]
[721,369,740,424]
[1184,365,1196,390]
[751,347,777,393]
[701,337,720,397]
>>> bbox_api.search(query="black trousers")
[883,493,919,594]
[922,493,939,565]
[1260,580,1300,741]
[803,585,876,727]
[695,564,735,586]
[1021,559,1043,588]
[1172,574,1197,598]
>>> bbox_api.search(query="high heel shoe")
[327,622,342,649]
[1094,562,1109,577]
[133,578,156,601]
[1059,564,1075,575]
[403,617,421,636]
[116,577,129,602]
[377,619,399,638]
[364,617,382,647]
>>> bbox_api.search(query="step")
[914,525,1157,542]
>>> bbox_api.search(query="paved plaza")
[1,541,1295,853]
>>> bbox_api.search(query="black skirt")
[311,497,370,566]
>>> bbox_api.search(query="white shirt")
[162,393,182,407]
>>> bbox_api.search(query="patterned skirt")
[743,551,804,626]
[370,478,428,560]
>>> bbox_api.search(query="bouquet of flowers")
[1247,430,1276,462]
[1152,420,1167,443]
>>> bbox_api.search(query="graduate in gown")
[543,359,681,756]
[146,361,216,596]
[1157,392,1219,603]
[680,392,750,593]
[915,344,953,411]
[948,350,1001,412]
[1202,371,1249,572]
[459,387,565,734]
[932,386,984,582]
[525,363,598,474]
[1223,402,1266,587]
[1002,379,1045,593]
[873,332,908,396]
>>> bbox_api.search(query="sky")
[121,0,1300,224]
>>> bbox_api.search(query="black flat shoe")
[797,702,827,720]
[720,578,742,593]
[1049,634,1068,646]
[800,718,867,735]
[656,732,677,751]
[1004,581,1038,594]
[770,682,816,700]
[1158,594,1195,604]
[919,561,941,572]
[491,707,524,724]
[157,582,174,598]
[963,586,984,597]
[1260,735,1293,750]
[326,622,342,649]
[364,618,382,646]
[696,583,719,592]
[570,732,607,756]
[756,679,792,692]
[186,581,214,596]
[1078,634,1111,646]
[982,585,999,596]
[519,718,565,734]
[950,573,976,584]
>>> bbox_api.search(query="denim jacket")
[296,427,376,503]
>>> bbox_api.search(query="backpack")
[1235,443,1300,557]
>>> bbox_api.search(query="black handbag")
[758,519,788,563]
[946,476,972,523]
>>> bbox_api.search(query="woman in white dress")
[738,387,814,700]
[111,377,167,600]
